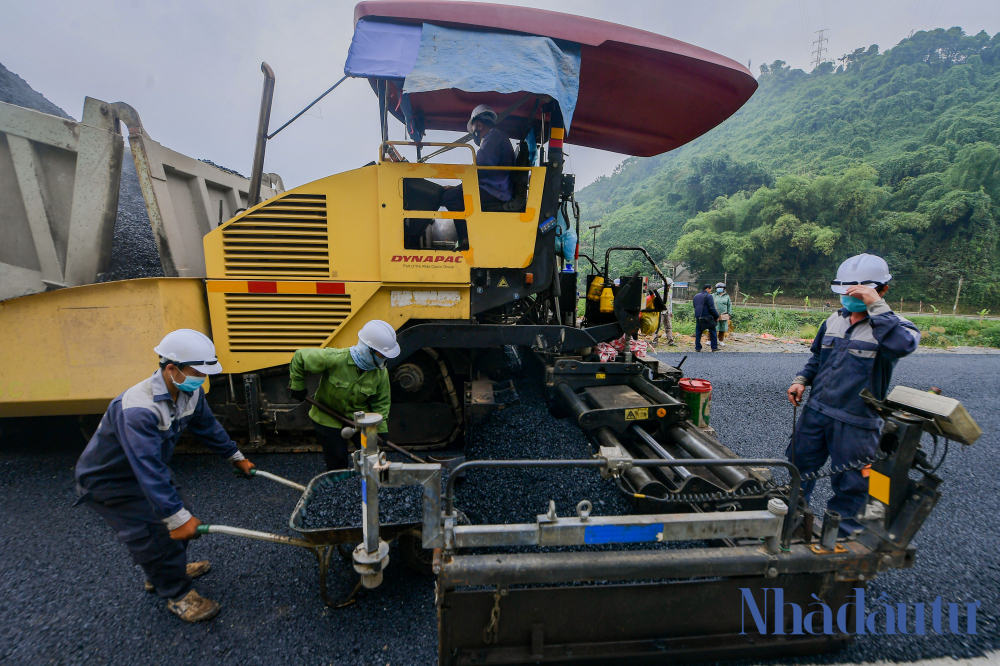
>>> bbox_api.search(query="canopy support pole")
[378,79,389,158]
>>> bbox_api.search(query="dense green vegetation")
[577,28,1000,309]
[667,307,1000,348]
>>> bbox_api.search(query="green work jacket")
[713,293,733,316]
[288,347,390,433]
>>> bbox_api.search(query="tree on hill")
[575,27,1000,308]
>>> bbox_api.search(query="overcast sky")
[3,1,997,190]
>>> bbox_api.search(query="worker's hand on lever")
[233,458,256,478]
[787,383,806,406]
[169,516,203,541]
[289,387,307,402]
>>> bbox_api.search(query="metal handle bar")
[196,524,315,549]
[380,141,477,164]
[443,458,800,549]
[603,246,670,287]
[249,468,306,492]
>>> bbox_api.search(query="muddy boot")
[146,560,211,593]
[167,590,220,622]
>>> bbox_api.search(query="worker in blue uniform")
[692,284,720,352]
[786,254,920,534]
[75,329,255,622]
[442,104,516,213]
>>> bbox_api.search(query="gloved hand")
[233,458,255,478]
[169,516,202,541]
[289,387,307,402]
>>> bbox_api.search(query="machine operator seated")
[441,105,517,214]
[403,105,528,250]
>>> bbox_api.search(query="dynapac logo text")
[391,255,463,263]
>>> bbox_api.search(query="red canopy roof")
[354,1,757,157]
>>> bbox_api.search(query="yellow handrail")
[379,141,477,165]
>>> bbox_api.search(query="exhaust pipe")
[248,62,275,207]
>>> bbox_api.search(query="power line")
[811,28,830,70]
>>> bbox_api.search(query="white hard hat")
[358,320,400,359]
[467,104,498,133]
[715,282,726,289]
[831,253,892,294]
[153,329,223,375]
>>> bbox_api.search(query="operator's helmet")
[358,320,401,358]
[153,329,222,374]
[715,282,726,289]
[467,104,498,133]
[831,254,892,294]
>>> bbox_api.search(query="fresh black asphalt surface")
[1,352,997,665]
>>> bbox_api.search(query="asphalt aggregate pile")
[1,353,998,664]
[455,378,632,526]
[298,472,424,530]
[0,62,72,118]
[98,148,164,283]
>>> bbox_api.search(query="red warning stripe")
[316,282,345,294]
[247,281,277,293]
[207,281,346,294]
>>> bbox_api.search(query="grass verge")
[669,307,1000,348]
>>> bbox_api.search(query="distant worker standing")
[74,329,255,622]
[713,282,733,346]
[786,254,920,534]
[692,283,720,352]
[663,274,676,345]
[288,320,399,471]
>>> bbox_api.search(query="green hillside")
[576,28,1000,309]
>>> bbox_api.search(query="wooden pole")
[953,276,963,316]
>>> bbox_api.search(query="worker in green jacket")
[288,320,400,470]
[713,282,733,346]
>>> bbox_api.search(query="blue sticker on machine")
[362,479,367,504]
[584,523,663,544]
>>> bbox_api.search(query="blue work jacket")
[476,128,515,201]
[75,370,239,522]
[797,300,920,429]
[693,290,720,325]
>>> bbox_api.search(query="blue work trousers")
[786,405,880,533]
[84,494,193,599]
[695,320,718,351]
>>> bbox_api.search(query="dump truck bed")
[0,277,210,417]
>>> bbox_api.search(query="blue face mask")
[171,370,205,393]
[840,295,868,312]
[716,288,724,293]
[350,342,379,372]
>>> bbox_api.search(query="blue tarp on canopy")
[344,19,422,79]
[345,20,582,133]
[402,24,581,132]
